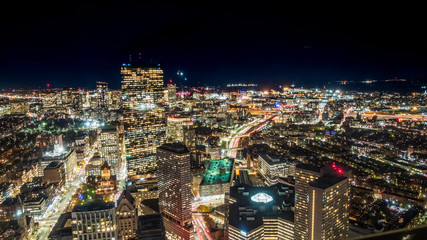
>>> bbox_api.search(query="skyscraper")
[295,163,350,240]
[166,116,195,152]
[167,82,177,107]
[294,164,321,240]
[308,175,349,240]
[99,126,124,176]
[121,62,166,176]
[157,143,193,240]
[96,81,109,113]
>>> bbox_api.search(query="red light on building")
[47,83,50,87]
[337,169,343,174]
[332,164,336,169]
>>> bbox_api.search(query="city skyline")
[1,3,427,89]
[2,3,427,240]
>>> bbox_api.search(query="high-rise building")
[71,202,118,240]
[167,82,177,107]
[166,116,195,152]
[294,164,321,240]
[157,143,193,240]
[99,126,123,176]
[308,175,349,240]
[96,81,109,113]
[295,163,350,240]
[121,62,166,176]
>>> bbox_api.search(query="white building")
[257,154,295,186]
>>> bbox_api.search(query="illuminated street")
[1,5,427,239]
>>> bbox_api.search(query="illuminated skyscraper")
[157,143,193,240]
[99,126,124,176]
[167,82,177,107]
[295,164,350,240]
[308,175,349,240]
[166,116,195,152]
[96,81,109,112]
[121,62,166,176]
[294,164,321,240]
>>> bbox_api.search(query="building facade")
[116,190,137,240]
[121,62,166,176]
[308,176,349,240]
[99,127,123,176]
[294,164,321,240]
[71,202,117,240]
[157,143,193,240]
[257,154,296,186]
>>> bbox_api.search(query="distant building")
[99,126,123,176]
[96,81,109,113]
[167,83,177,107]
[40,136,76,182]
[228,183,295,240]
[71,202,118,240]
[257,154,295,186]
[166,117,195,152]
[23,194,47,217]
[157,143,193,240]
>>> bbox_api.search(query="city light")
[251,193,273,203]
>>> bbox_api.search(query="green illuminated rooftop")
[201,158,234,185]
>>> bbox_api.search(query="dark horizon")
[1,3,427,90]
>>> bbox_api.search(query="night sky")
[1,2,426,89]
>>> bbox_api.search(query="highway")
[224,115,276,160]
[193,214,213,240]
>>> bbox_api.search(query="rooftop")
[200,158,234,185]
[296,163,321,173]
[309,176,347,190]
[258,153,293,165]
[72,201,115,212]
[158,142,189,154]
[228,183,294,232]
[46,161,64,169]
